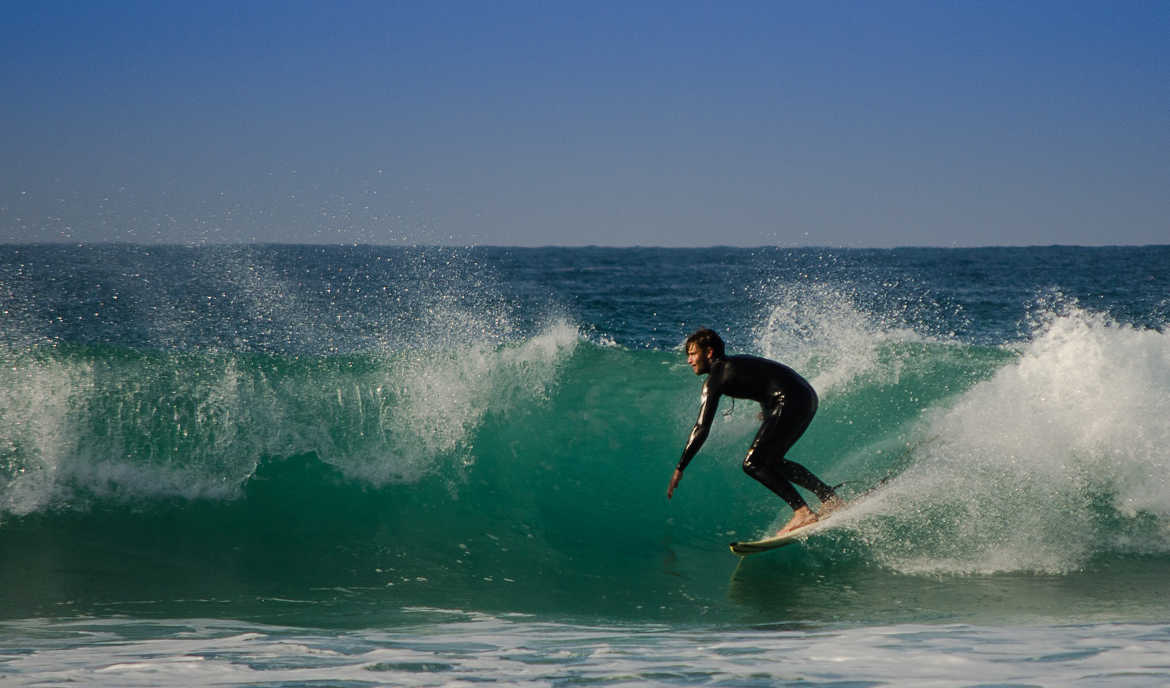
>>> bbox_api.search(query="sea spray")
[0,347,95,516]
[847,305,1170,574]
[0,325,580,516]
[337,319,579,485]
[751,277,958,396]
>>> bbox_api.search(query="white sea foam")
[0,351,93,516]
[0,350,270,515]
[853,305,1170,574]
[0,316,581,515]
[3,615,1168,687]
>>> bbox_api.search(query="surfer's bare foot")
[777,506,818,535]
[818,495,845,518]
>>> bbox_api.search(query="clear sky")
[2,1,1166,247]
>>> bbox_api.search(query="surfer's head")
[685,328,724,375]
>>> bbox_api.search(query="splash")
[0,321,580,517]
[0,244,581,514]
[0,348,267,516]
[336,319,579,485]
[752,280,936,395]
[0,348,93,515]
[852,304,1170,574]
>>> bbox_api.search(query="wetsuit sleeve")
[677,379,720,471]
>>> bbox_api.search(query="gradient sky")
[2,1,1166,246]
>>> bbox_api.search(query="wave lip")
[0,320,581,518]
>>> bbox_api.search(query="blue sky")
[2,1,1166,246]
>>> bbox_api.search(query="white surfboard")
[729,517,836,555]
[728,481,883,556]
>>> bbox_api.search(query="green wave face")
[4,304,1168,624]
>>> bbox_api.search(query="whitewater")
[1,244,1169,686]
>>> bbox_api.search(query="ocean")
[1,244,1168,686]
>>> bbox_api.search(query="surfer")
[667,328,841,534]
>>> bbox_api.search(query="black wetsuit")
[678,355,836,510]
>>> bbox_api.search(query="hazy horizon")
[5,241,1167,251]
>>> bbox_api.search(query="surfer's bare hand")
[667,468,683,499]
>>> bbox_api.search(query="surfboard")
[728,481,885,556]
[729,516,837,555]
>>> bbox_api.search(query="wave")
[0,319,581,515]
[1,297,1168,617]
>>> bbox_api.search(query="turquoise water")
[1,245,1169,685]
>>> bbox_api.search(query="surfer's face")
[687,343,713,375]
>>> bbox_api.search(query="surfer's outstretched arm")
[669,379,720,498]
[667,468,683,499]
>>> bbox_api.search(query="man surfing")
[667,328,841,534]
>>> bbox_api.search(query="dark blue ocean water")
[1,244,1168,685]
